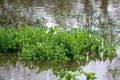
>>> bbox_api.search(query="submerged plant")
[0,25,116,62]
[56,70,96,80]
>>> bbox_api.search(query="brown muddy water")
[0,0,120,80]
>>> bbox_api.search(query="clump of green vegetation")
[56,70,96,80]
[0,25,116,62]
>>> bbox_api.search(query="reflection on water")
[0,62,57,80]
[0,59,120,80]
[83,58,120,80]
[0,0,120,26]
[83,46,120,80]
[0,50,120,80]
[0,54,80,80]
[0,61,78,80]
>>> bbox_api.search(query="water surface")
[0,48,120,80]
[0,0,120,80]
[0,0,120,26]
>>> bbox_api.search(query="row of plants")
[0,25,116,62]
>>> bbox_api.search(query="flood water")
[0,0,120,80]
[0,55,120,80]
[0,0,120,27]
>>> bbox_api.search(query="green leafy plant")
[0,25,116,62]
[56,70,96,80]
